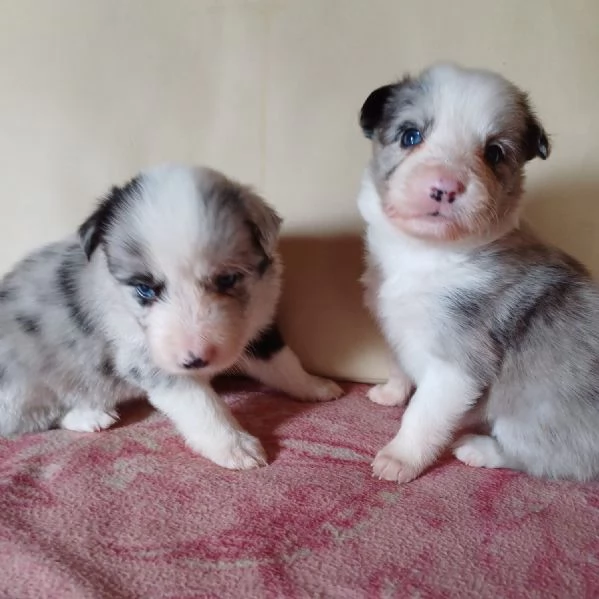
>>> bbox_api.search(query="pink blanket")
[1,380,598,598]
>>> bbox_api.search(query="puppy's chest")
[371,249,469,378]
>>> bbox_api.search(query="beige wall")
[0,0,597,382]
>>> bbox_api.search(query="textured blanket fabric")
[0,380,598,599]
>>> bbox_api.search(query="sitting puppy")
[0,164,342,469]
[358,62,599,482]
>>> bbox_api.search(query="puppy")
[358,62,599,482]
[0,164,342,470]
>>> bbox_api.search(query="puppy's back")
[441,228,599,479]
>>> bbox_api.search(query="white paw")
[208,432,268,471]
[60,408,118,433]
[299,376,343,402]
[453,434,505,469]
[371,445,423,484]
[367,379,411,407]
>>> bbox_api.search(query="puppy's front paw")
[60,408,118,433]
[372,446,423,484]
[367,379,411,407]
[300,376,343,402]
[208,432,268,471]
[453,434,506,469]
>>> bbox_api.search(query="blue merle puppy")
[0,164,342,470]
[358,62,599,482]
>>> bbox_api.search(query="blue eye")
[135,284,157,302]
[400,128,423,148]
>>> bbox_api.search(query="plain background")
[0,0,597,382]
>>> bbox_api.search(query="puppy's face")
[79,165,282,376]
[360,63,550,243]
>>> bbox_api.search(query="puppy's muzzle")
[182,354,209,370]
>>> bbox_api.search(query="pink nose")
[428,175,465,204]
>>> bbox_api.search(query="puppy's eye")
[134,284,158,302]
[400,128,423,148]
[484,144,505,166]
[214,272,243,293]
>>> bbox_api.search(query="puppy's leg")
[239,324,342,401]
[372,363,479,483]
[59,388,120,433]
[367,360,413,407]
[60,407,118,433]
[0,383,63,435]
[452,434,508,469]
[241,347,343,402]
[148,378,267,470]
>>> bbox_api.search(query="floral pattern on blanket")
[1,380,598,599]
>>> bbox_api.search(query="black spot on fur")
[64,337,78,350]
[78,176,142,259]
[446,291,483,322]
[245,323,285,360]
[128,367,141,382]
[100,355,116,378]
[0,364,5,383]
[491,276,575,351]
[56,252,95,335]
[0,287,14,302]
[443,290,505,383]
[16,315,40,335]
[134,367,176,389]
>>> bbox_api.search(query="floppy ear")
[78,193,114,260]
[524,114,551,161]
[359,84,395,139]
[519,93,551,161]
[78,177,141,259]
[240,188,282,259]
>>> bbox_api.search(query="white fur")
[360,170,493,381]
[361,170,485,481]
[358,64,563,482]
[239,347,342,402]
[0,164,342,471]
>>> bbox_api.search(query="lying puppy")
[0,164,341,469]
[358,62,599,482]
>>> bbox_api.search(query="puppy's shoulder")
[2,237,82,282]
[472,225,590,282]
[0,237,86,323]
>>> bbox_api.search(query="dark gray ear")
[519,93,551,161]
[359,84,395,139]
[78,176,141,259]
[524,114,551,161]
[240,188,282,259]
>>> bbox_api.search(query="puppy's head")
[360,63,550,243]
[79,164,282,376]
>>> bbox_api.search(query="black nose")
[182,355,208,370]
[430,187,457,204]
